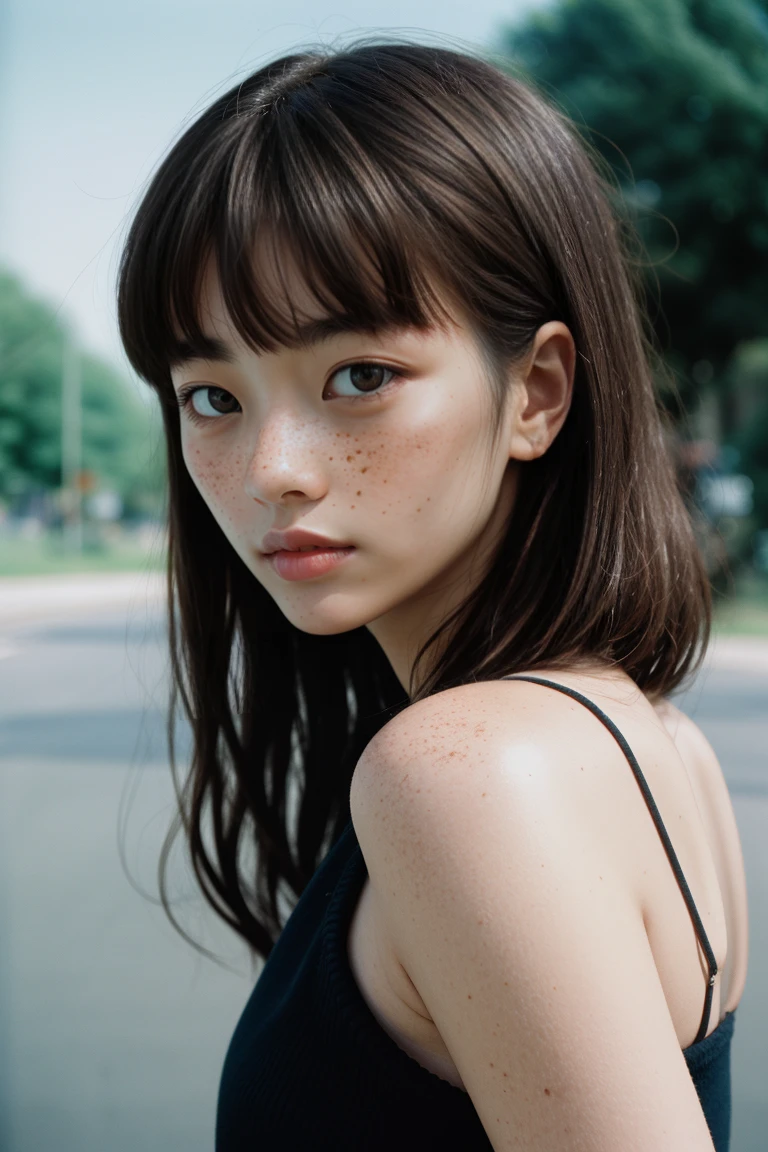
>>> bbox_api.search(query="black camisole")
[216,676,736,1150]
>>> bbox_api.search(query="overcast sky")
[0,0,549,374]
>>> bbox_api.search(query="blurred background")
[0,0,766,1149]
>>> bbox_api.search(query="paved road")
[0,591,766,1152]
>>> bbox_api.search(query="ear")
[507,322,575,462]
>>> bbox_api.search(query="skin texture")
[349,677,724,1150]
[172,257,740,1149]
[172,258,575,693]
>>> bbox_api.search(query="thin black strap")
[502,675,718,1046]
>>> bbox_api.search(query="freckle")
[346,455,354,462]
[361,467,368,474]
[356,449,361,454]
[329,457,334,461]
[481,792,486,797]
[356,490,361,496]
[416,507,421,512]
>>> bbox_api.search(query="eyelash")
[175,361,404,425]
[175,384,237,426]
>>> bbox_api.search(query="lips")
[266,545,356,581]
[261,528,352,554]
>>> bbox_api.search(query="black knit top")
[216,678,736,1151]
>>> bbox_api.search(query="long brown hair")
[117,41,710,966]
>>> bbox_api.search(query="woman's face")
[171,262,533,688]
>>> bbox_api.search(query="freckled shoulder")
[352,682,502,825]
[350,678,721,1150]
[351,676,602,810]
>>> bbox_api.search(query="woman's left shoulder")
[349,677,720,1150]
[349,674,649,915]
[352,675,629,814]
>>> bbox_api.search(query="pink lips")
[259,528,356,582]
[265,546,356,581]
[260,527,352,554]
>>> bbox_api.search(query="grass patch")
[0,530,166,576]
[712,573,768,637]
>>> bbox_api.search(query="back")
[218,670,747,1150]
[503,676,740,1148]
[346,669,746,1147]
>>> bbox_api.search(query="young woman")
[117,41,748,1151]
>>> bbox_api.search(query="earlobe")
[507,425,546,462]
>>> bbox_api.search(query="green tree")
[732,339,768,528]
[499,0,768,429]
[0,268,163,516]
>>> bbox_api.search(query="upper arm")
[350,685,717,1152]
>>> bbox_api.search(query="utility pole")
[61,333,83,552]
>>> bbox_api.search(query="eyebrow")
[168,317,387,368]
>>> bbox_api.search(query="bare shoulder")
[351,674,662,846]
[350,678,609,880]
[653,696,721,776]
[352,675,622,802]
[350,678,719,1151]
[352,675,650,858]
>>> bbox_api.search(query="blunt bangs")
[118,55,472,396]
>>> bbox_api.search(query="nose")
[242,408,327,506]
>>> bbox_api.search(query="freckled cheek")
[327,431,381,507]
[328,425,461,530]
[182,442,248,524]
[352,420,465,496]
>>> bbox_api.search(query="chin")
[288,617,360,637]
[274,597,378,637]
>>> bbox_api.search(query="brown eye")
[189,386,241,417]
[349,364,387,392]
[328,363,397,398]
